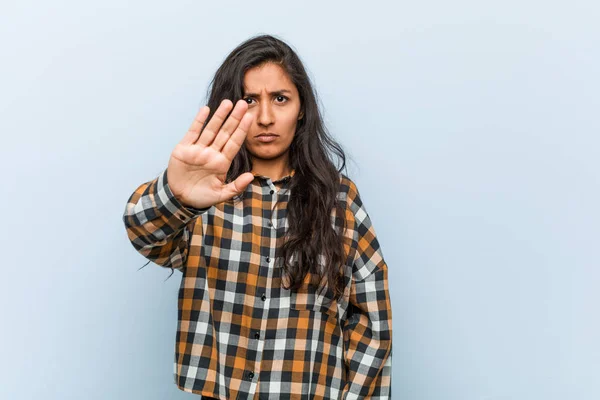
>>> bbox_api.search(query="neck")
[251,157,291,181]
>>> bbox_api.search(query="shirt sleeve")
[122,168,210,271]
[342,180,393,399]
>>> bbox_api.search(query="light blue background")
[1,1,598,399]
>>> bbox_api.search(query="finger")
[180,106,210,145]
[222,172,255,200]
[222,112,253,161]
[196,99,234,147]
[211,99,249,152]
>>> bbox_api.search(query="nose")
[257,102,274,127]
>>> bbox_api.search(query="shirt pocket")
[289,273,339,318]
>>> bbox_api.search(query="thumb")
[223,172,255,199]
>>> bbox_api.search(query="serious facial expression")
[242,62,302,163]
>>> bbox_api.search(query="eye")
[275,95,288,103]
[243,97,255,105]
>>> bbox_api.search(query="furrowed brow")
[243,89,293,97]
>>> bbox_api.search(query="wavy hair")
[202,34,349,300]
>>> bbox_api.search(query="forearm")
[341,267,393,399]
[123,169,209,269]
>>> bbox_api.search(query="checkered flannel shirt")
[123,168,393,399]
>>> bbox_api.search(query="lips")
[256,134,278,143]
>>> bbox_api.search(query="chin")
[253,152,284,161]
[247,146,289,160]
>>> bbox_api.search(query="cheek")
[280,110,300,133]
[246,109,259,130]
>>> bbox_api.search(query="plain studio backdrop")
[1,1,598,399]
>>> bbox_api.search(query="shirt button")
[248,371,255,380]
[261,293,266,301]
[254,331,260,339]
[178,214,186,221]
[266,257,270,262]
[270,190,274,194]
[268,221,273,227]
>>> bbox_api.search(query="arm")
[342,181,393,399]
[122,168,210,271]
[122,100,255,271]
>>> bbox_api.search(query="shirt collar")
[251,168,296,183]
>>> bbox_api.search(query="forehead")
[243,62,296,93]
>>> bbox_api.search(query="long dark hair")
[203,34,348,300]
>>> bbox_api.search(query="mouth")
[256,133,279,143]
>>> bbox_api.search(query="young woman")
[123,34,392,399]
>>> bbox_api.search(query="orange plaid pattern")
[123,168,392,399]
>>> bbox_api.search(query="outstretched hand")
[167,99,255,209]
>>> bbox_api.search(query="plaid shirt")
[123,168,393,399]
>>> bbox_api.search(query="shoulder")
[336,172,368,226]
[338,172,362,206]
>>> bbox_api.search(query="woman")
[123,34,392,399]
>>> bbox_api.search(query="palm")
[167,99,255,209]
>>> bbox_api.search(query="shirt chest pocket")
[289,277,339,319]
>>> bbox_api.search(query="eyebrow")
[243,89,293,97]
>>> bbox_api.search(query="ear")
[298,111,304,120]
